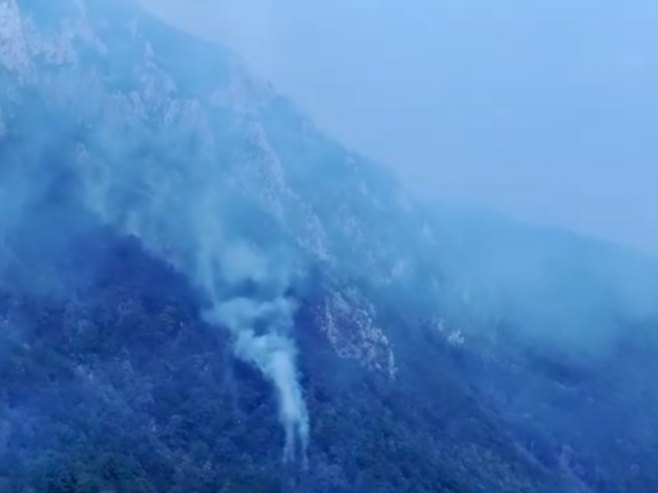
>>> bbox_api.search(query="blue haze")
[1,1,658,491]
[142,0,658,257]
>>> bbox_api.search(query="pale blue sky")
[141,0,658,257]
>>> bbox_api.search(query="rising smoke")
[0,0,310,461]
[4,0,658,466]
[72,124,311,461]
[78,162,309,461]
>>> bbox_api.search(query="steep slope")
[1,1,658,492]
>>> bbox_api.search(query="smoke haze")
[141,0,658,258]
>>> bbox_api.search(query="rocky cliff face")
[0,0,412,421]
[2,1,658,492]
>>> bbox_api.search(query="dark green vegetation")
[2,1,658,492]
[0,220,554,493]
[2,213,658,492]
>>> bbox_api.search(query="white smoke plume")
[0,0,311,460]
[73,143,310,460]
[205,295,309,461]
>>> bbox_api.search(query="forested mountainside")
[1,1,658,491]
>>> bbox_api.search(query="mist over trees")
[0,1,657,492]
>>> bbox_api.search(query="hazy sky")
[140,0,658,257]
